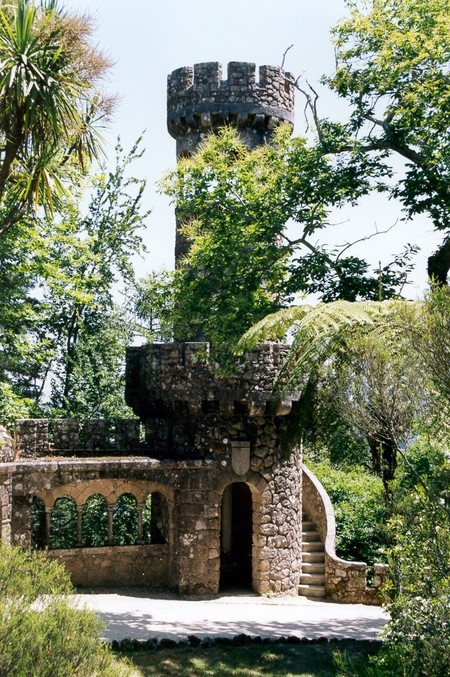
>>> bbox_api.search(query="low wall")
[302,465,388,605]
[47,544,171,588]
[0,467,12,544]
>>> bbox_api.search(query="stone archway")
[220,482,253,590]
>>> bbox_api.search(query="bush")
[0,544,133,676]
[370,439,450,676]
[308,460,387,564]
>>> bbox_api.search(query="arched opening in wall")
[220,482,252,590]
[113,493,138,545]
[82,494,108,547]
[143,492,168,544]
[50,496,77,549]
[31,496,46,549]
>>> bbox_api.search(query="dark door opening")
[220,482,252,590]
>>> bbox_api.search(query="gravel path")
[74,589,389,642]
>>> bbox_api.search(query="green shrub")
[370,439,450,676]
[308,460,387,564]
[0,544,133,676]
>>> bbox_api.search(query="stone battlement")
[14,418,141,459]
[167,61,294,145]
[125,341,296,421]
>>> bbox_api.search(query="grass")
[116,639,381,676]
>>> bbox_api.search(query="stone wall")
[0,425,14,462]
[15,418,142,458]
[9,456,303,596]
[167,62,295,158]
[126,341,298,461]
[302,465,388,605]
[47,544,170,588]
[0,467,12,544]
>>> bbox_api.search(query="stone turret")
[168,61,295,271]
[167,61,295,158]
[124,61,302,596]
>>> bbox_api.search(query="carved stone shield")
[231,441,251,476]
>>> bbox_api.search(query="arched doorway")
[220,482,252,590]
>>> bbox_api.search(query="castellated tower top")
[167,62,295,156]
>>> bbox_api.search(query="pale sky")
[63,0,440,296]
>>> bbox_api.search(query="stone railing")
[302,464,389,605]
[14,418,142,459]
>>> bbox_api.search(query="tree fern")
[237,299,423,395]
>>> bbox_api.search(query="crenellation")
[193,61,222,89]
[167,61,295,163]
[227,61,256,88]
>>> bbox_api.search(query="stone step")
[301,562,325,575]
[302,521,315,530]
[302,530,320,541]
[302,551,325,564]
[302,541,325,552]
[300,573,326,586]
[298,584,326,598]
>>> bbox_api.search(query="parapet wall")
[126,341,295,419]
[302,465,389,605]
[14,418,141,458]
[167,62,295,155]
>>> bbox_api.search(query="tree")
[371,439,450,676]
[302,0,450,282]
[161,126,411,367]
[0,140,148,421]
[0,0,113,235]
[239,299,427,493]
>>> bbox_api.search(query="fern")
[237,299,423,396]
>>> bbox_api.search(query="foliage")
[81,493,108,547]
[321,0,450,282]
[50,496,77,549]
[369,438,450,676]
[0,543,133,676]
[238,299,406,385]
[241,299,427,491]
[308,460,387,564]
[404,284,450,413]
[0,381,34,430]
[0,0,113,235]
[113,493,138,545]
[301,379,372,468]
[0,139,147,420]
[161,126,409,367]
[133,270,175,343]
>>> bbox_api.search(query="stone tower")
[125,63,302,595]
[167,61,295,264]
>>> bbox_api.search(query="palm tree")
[0,0,112,234]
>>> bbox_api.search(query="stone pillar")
[45,508,52,548]
[76,506,83,547]
[0,468,12,544]
[137,503,144,544]
[255,446,302,595]
[10,495,33,548]
[174,475,221,595]
[107,505,114,545]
